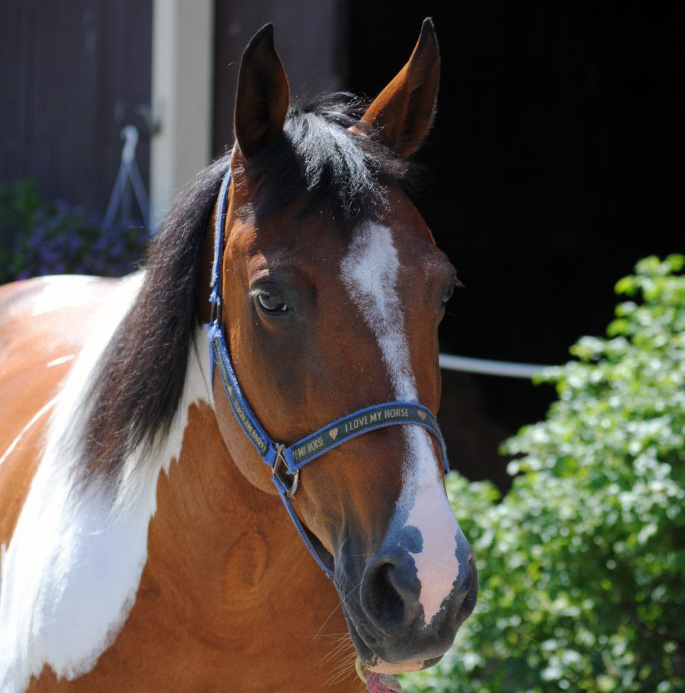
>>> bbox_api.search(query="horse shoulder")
[0,274,145,692]
[0,276,119,550]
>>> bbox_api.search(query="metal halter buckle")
[272,443,300,498]
[209,295,222,325]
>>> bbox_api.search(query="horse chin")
[342,609,445,675]
[368,657,442,674]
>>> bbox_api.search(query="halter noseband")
[206,165,450,579]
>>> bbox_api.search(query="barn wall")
[0,0,152,216]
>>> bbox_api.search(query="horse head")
[210,20,477,675]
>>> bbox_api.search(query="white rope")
[439,353,549,379]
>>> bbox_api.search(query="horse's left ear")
[234,24,290,158]
[360,17,440,157]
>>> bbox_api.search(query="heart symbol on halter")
[417,410,427,420]
[329,427,339,441]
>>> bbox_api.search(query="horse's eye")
[256,290,288,314]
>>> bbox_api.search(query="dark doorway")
[348,3,684,486]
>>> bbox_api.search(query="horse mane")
[81,93,418,485]
[81,158,228,483]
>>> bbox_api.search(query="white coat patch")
[29,275,105,316]
[47,355,76,368]
[0,273,212,691]
[341,222,461,625]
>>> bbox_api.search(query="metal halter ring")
[272,443,300,498]
[209,294,222,325]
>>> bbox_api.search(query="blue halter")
[206,165,450,578]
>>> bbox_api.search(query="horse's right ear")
[234,24,290,158]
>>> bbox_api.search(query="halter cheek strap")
[206,165,450,579]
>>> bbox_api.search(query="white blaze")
[341,222,461,625]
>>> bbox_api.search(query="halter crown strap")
[206,165,450,579]
[209,167,232,321]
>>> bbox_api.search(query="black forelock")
[238,93,419,231]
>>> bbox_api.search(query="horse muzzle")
[336,528,478,670]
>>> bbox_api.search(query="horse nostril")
[361,555,420,629]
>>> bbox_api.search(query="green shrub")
[0,178,147,284]
[402,255,685,693]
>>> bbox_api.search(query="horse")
[0,19,477,692]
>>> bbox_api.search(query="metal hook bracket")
[272,443,300,498]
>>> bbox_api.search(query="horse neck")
[144,395,285,594]
[115,343,350,677]
[108,323,269,557]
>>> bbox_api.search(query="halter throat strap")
[206,165,450,579]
